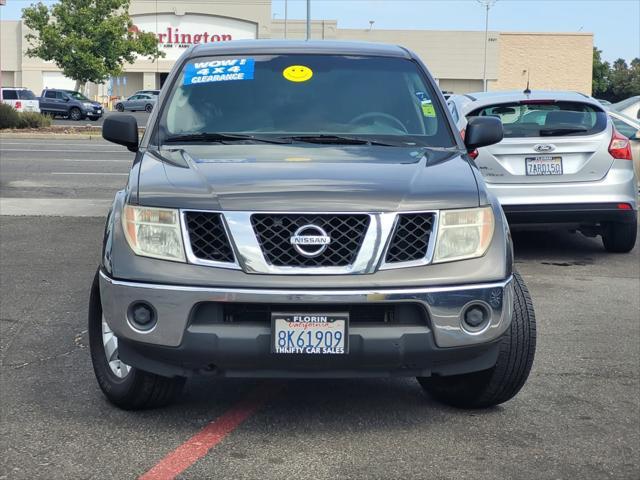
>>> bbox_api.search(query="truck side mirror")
[103,115,139,152]
[464,116,504,151]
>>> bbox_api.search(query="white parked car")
[611,96,640,120]
[447,90,637,252]
[1,87,41,113]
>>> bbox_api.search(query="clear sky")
[2,0,638,63]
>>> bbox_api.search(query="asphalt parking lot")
[1,137,639,479]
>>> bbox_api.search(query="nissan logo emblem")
[290,224,331,258]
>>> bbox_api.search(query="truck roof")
[191,40,412,59]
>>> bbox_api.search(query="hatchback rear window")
[469,101,607,138]
[17,90,37,100]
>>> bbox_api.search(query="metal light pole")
[284,0,288,39]
[477,0,497,92]
[306,0,311,40]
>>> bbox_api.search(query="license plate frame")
[525,156,563,176]
[271,312,349,355]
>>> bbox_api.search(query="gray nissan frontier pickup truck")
[90,40,536,410]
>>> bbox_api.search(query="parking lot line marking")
[50,172,129,176]
[138,384,280,480]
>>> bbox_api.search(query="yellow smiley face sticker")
[283,65,313,82]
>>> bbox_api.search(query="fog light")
[127,302,156,331]
[462,304,490,331]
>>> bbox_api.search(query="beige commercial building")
[0,0,593,99]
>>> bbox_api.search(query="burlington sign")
[131,13,257,60]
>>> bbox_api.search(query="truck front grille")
[251,214,370,267]
[184,211,235,263]
[385,213,435,263]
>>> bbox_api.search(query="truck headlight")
[122,205,186,262]
[433,207,495,263]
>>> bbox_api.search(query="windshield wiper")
[164,132,292,144]
[539,127,588,136]
[278,134,405,147]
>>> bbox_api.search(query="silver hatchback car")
[448,91,638,253]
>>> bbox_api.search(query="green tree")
[22,0,162,91]
[629,58,640,97]
[592,47,610,98]
[609,58,633,100]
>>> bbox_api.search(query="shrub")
[0,103,52,129]
[17,111,52,129]
[0,103,20,129]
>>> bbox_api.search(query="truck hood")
[135,144,480,212]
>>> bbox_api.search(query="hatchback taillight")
[609,128,632,160]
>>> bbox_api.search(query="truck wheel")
[601,221,637,253]
[417,271,536,409]
[88,271,185,409]
[69,107,82,121]
[145,104,153,113]
[115,103,124,112]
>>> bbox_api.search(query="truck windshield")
[68,91,90,101]
[157,54,455,148]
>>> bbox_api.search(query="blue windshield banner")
[183,58,255,86]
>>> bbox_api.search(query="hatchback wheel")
[69,107,82,121]
[88,270,185,409]
[601,221,637,253]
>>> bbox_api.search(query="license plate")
[525,156,563,175]
[271,312,348,354]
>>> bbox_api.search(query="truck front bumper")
[99,271,513,378]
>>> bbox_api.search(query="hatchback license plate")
[525,156,563,175]
[272,312,348,354]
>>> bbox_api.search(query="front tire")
[145,104,153,113]
[88,270,185,409]
[417,271,536,409]
[601,221,637,253]
[69,107,83,121]
[115,103,124,112]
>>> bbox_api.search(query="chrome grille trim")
[180,210,439,274]
[180,210,241,270]
[379,211,439,271]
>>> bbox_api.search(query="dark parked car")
[39,89,103,121]
[92,40,536,410]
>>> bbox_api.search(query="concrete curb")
[0,127,145,140]
[0,132,102,140]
